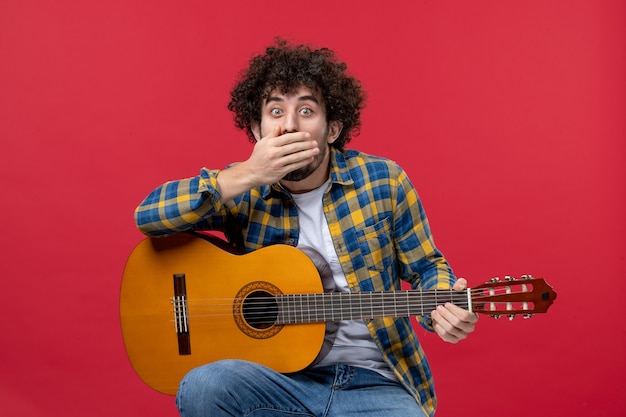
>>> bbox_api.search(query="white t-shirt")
[289,183,396,380]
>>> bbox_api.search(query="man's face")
[256,86,341,182]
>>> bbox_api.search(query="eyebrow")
[264,95,320,105]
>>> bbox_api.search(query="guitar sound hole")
[242,291,278,329]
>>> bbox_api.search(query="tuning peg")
[489,277,500,283]
[508,314,516,321]
[492,314,502,319]
[523,314,533,319]
[504,276,515,282]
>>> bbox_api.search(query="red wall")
[2,1,624,416]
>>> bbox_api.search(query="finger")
[273,131,312,147]
[452,278,467,291]
[257,124,286,142]
[261,128,313,151]
[443,303,479,324]
[433,304,477,335]
[431,312,465,343]
[433,324,462,343]
[274,133,318,160]
[269,124,282,138]
[257,131,315,162]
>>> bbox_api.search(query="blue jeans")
[176,360,428,417]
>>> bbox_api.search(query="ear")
[250,121,261,141]
[327,120,343,144]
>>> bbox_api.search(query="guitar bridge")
[173,274,191,355]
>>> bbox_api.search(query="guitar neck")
[275,289,469,324]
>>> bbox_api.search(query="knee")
[176,360,255,415]
[178,360,240,396]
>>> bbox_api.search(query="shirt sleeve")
[134,168,222,236]
[392,167,456,331]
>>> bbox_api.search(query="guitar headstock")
[472,275,557,320]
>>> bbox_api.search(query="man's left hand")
[431,278,478,343]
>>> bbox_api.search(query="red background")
[1,1,624,416]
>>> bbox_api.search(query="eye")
[300,107,313,116]
[270,108,283,117]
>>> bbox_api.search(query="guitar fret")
[290,294,297,324]
[335,293,341,321]
[393,292,397,317]
[405,292,411,316]
[338,292,343,320]
[328,292,335,321]
[296,294,301,324]
[337,293,342,320]
[299,294,304,323]
[305,293,309,323]
[359,291,363,319]
[311,293,317,323]
[297,294,302,324]
[349,293,355,319]
[404,291,410,317]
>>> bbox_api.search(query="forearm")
[134,171,219,236]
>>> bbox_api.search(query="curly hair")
[228,38,365,149]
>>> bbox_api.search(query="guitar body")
[120,233,325,395]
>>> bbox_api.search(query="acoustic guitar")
[120,232,556,395]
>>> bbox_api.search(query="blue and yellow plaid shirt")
[135,147,456,416]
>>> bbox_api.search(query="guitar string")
[182,286,524,304]
[172,288,534,321]
[182,287,530,307]
[173,303,533,322]
[181,288,532,306]
[175,304,533,319]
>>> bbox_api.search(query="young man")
[134,39,477,417]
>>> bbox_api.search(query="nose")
[282,111,298,133]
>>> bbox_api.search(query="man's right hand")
[215,125,319,202]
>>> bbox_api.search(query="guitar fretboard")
[275,290,470,324]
